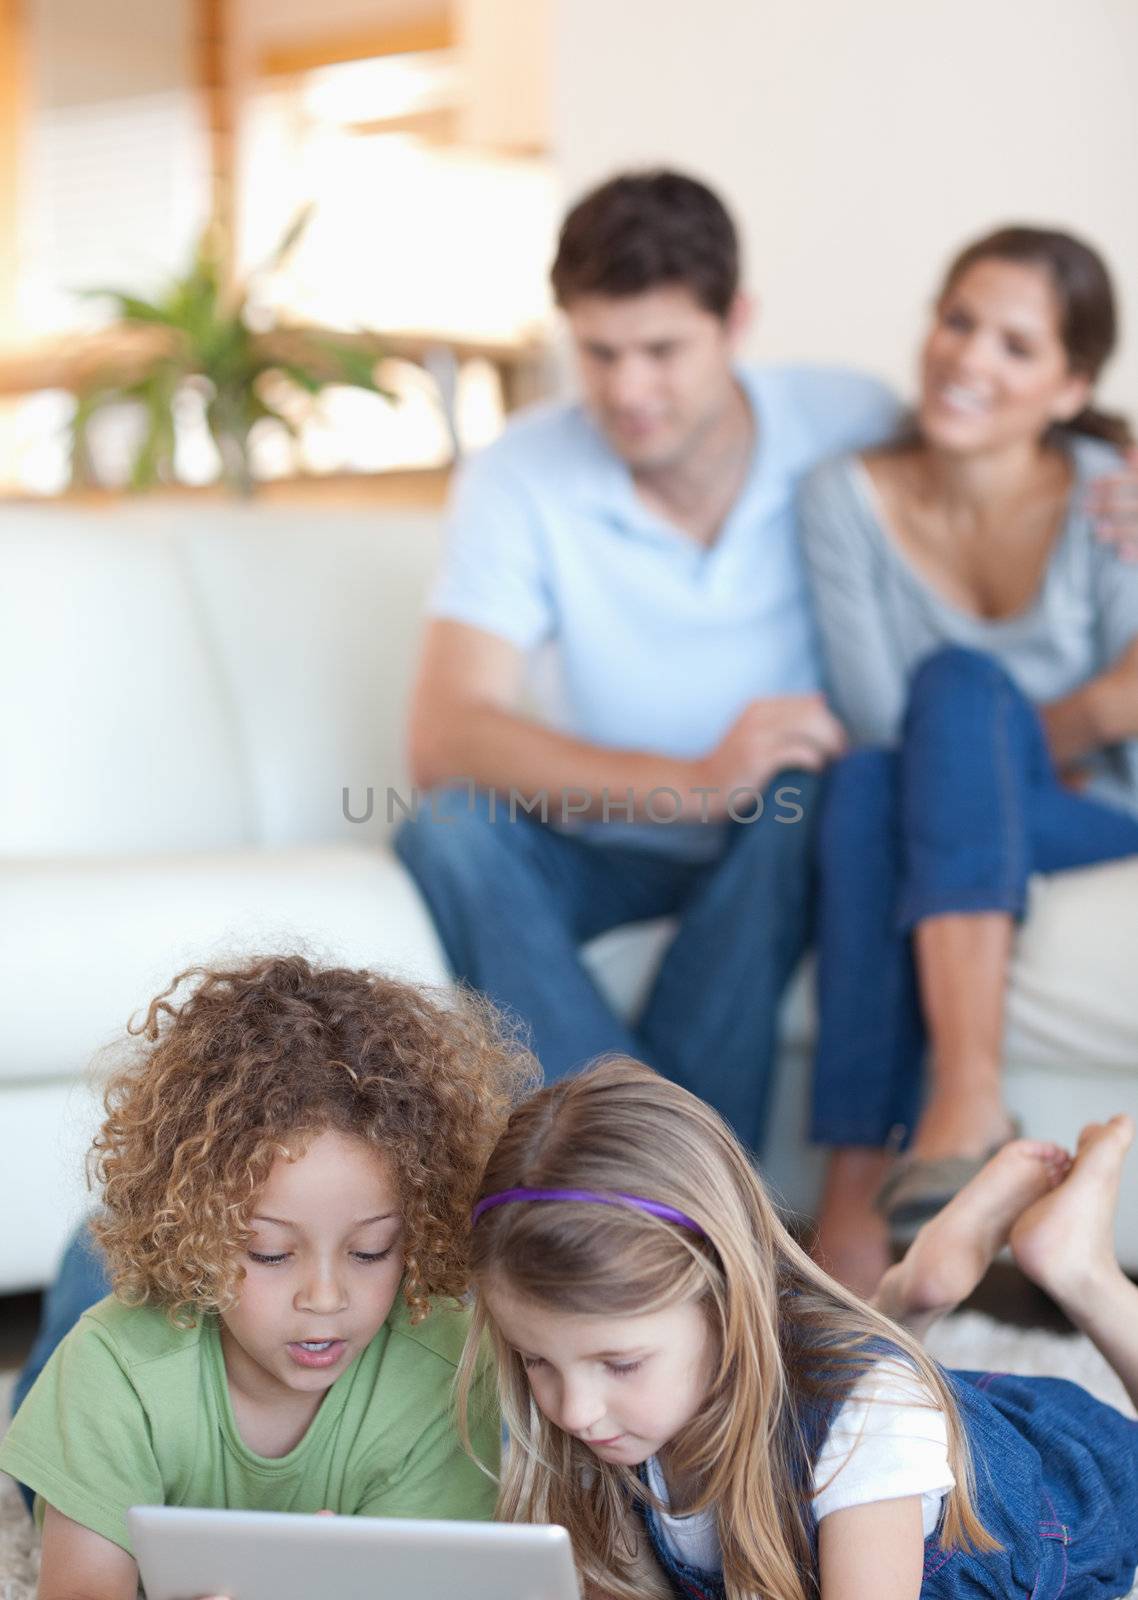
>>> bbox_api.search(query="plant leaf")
[269,360,325,395]
[259,204,315,277]
[249,393,302,440]
[74,289,175,326]
[313,337,397,400]
[128,364,180,490]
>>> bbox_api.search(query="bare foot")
[1010,1115,1135,1310]
[908,1083,1015,1161]
[875,1138,1070,1332]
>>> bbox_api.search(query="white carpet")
[2,1320,1136,1597]
[1,1371,39,1600]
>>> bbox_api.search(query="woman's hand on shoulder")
[1088,443,1138,562]
[818,1496,925,1600]
[37,1504,140,1600]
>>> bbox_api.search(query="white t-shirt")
[645,1359,955,1573]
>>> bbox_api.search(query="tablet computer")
[127,1506,580,1600]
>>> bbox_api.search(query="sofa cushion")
[0,845,450,1085]
[1006,858,1138,1073]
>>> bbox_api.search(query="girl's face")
[220,1129,404,1403]
[484,1275,717,1469]
[918,257,1090,455]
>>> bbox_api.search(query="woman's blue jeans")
[812,646,1138,1148]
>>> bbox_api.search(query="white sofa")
[3,500,1138,1293]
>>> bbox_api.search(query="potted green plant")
[70,211,392,495]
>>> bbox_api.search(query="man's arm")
[407,619,844,821]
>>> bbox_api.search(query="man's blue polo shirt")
[428,364,900,855]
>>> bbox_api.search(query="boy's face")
[219,1129,404,1403]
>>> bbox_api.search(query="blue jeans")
[926,1370,1138,1599]
[396,774,821,1155]
[812,647,1138,1148]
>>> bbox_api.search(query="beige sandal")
[875,1122,1022,1243]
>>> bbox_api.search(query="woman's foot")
[874,1138,1070,1331]
[1010,1115,1135,1311]
[812,1148,894,1298]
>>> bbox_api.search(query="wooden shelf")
[0,325,549,400]
[0,464,453,510]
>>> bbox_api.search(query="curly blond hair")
[90,955,537,1325]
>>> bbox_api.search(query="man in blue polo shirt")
[395,170,900,1152]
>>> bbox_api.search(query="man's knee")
[394,785,509,889]
[724,770,822,866]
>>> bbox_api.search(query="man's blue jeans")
[396,773,821,1156]
[812,646,1138,1149]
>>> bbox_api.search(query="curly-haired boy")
[0,955,536,1600]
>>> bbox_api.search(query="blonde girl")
[459,1057,1138,1600]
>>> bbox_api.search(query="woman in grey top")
[799,226,1138,1294]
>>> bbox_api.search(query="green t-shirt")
[0,1292,499,1556]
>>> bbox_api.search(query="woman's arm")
[817,1496,925,1600]
[798,461,910,747]
[37,1505,139,1600]
[1042,637,1138,765]
[1048,501,1138,763]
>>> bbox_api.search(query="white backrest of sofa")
[1,509,254,855]
[173,506,443,848]
[0,502,444,857]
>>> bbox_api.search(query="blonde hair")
[457,1058,996,1600]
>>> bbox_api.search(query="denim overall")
[636,1368,1138,1600]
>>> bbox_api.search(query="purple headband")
[471,1187,706,1238]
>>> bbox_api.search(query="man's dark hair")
[550,170,740,318]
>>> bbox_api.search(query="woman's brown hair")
[458,1058,996,1600]
[91,954,537,1324]
[940,225,1131,448]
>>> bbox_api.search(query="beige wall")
[551,0,1138,414]
[29,0,190,108]
[236,0,447,56]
